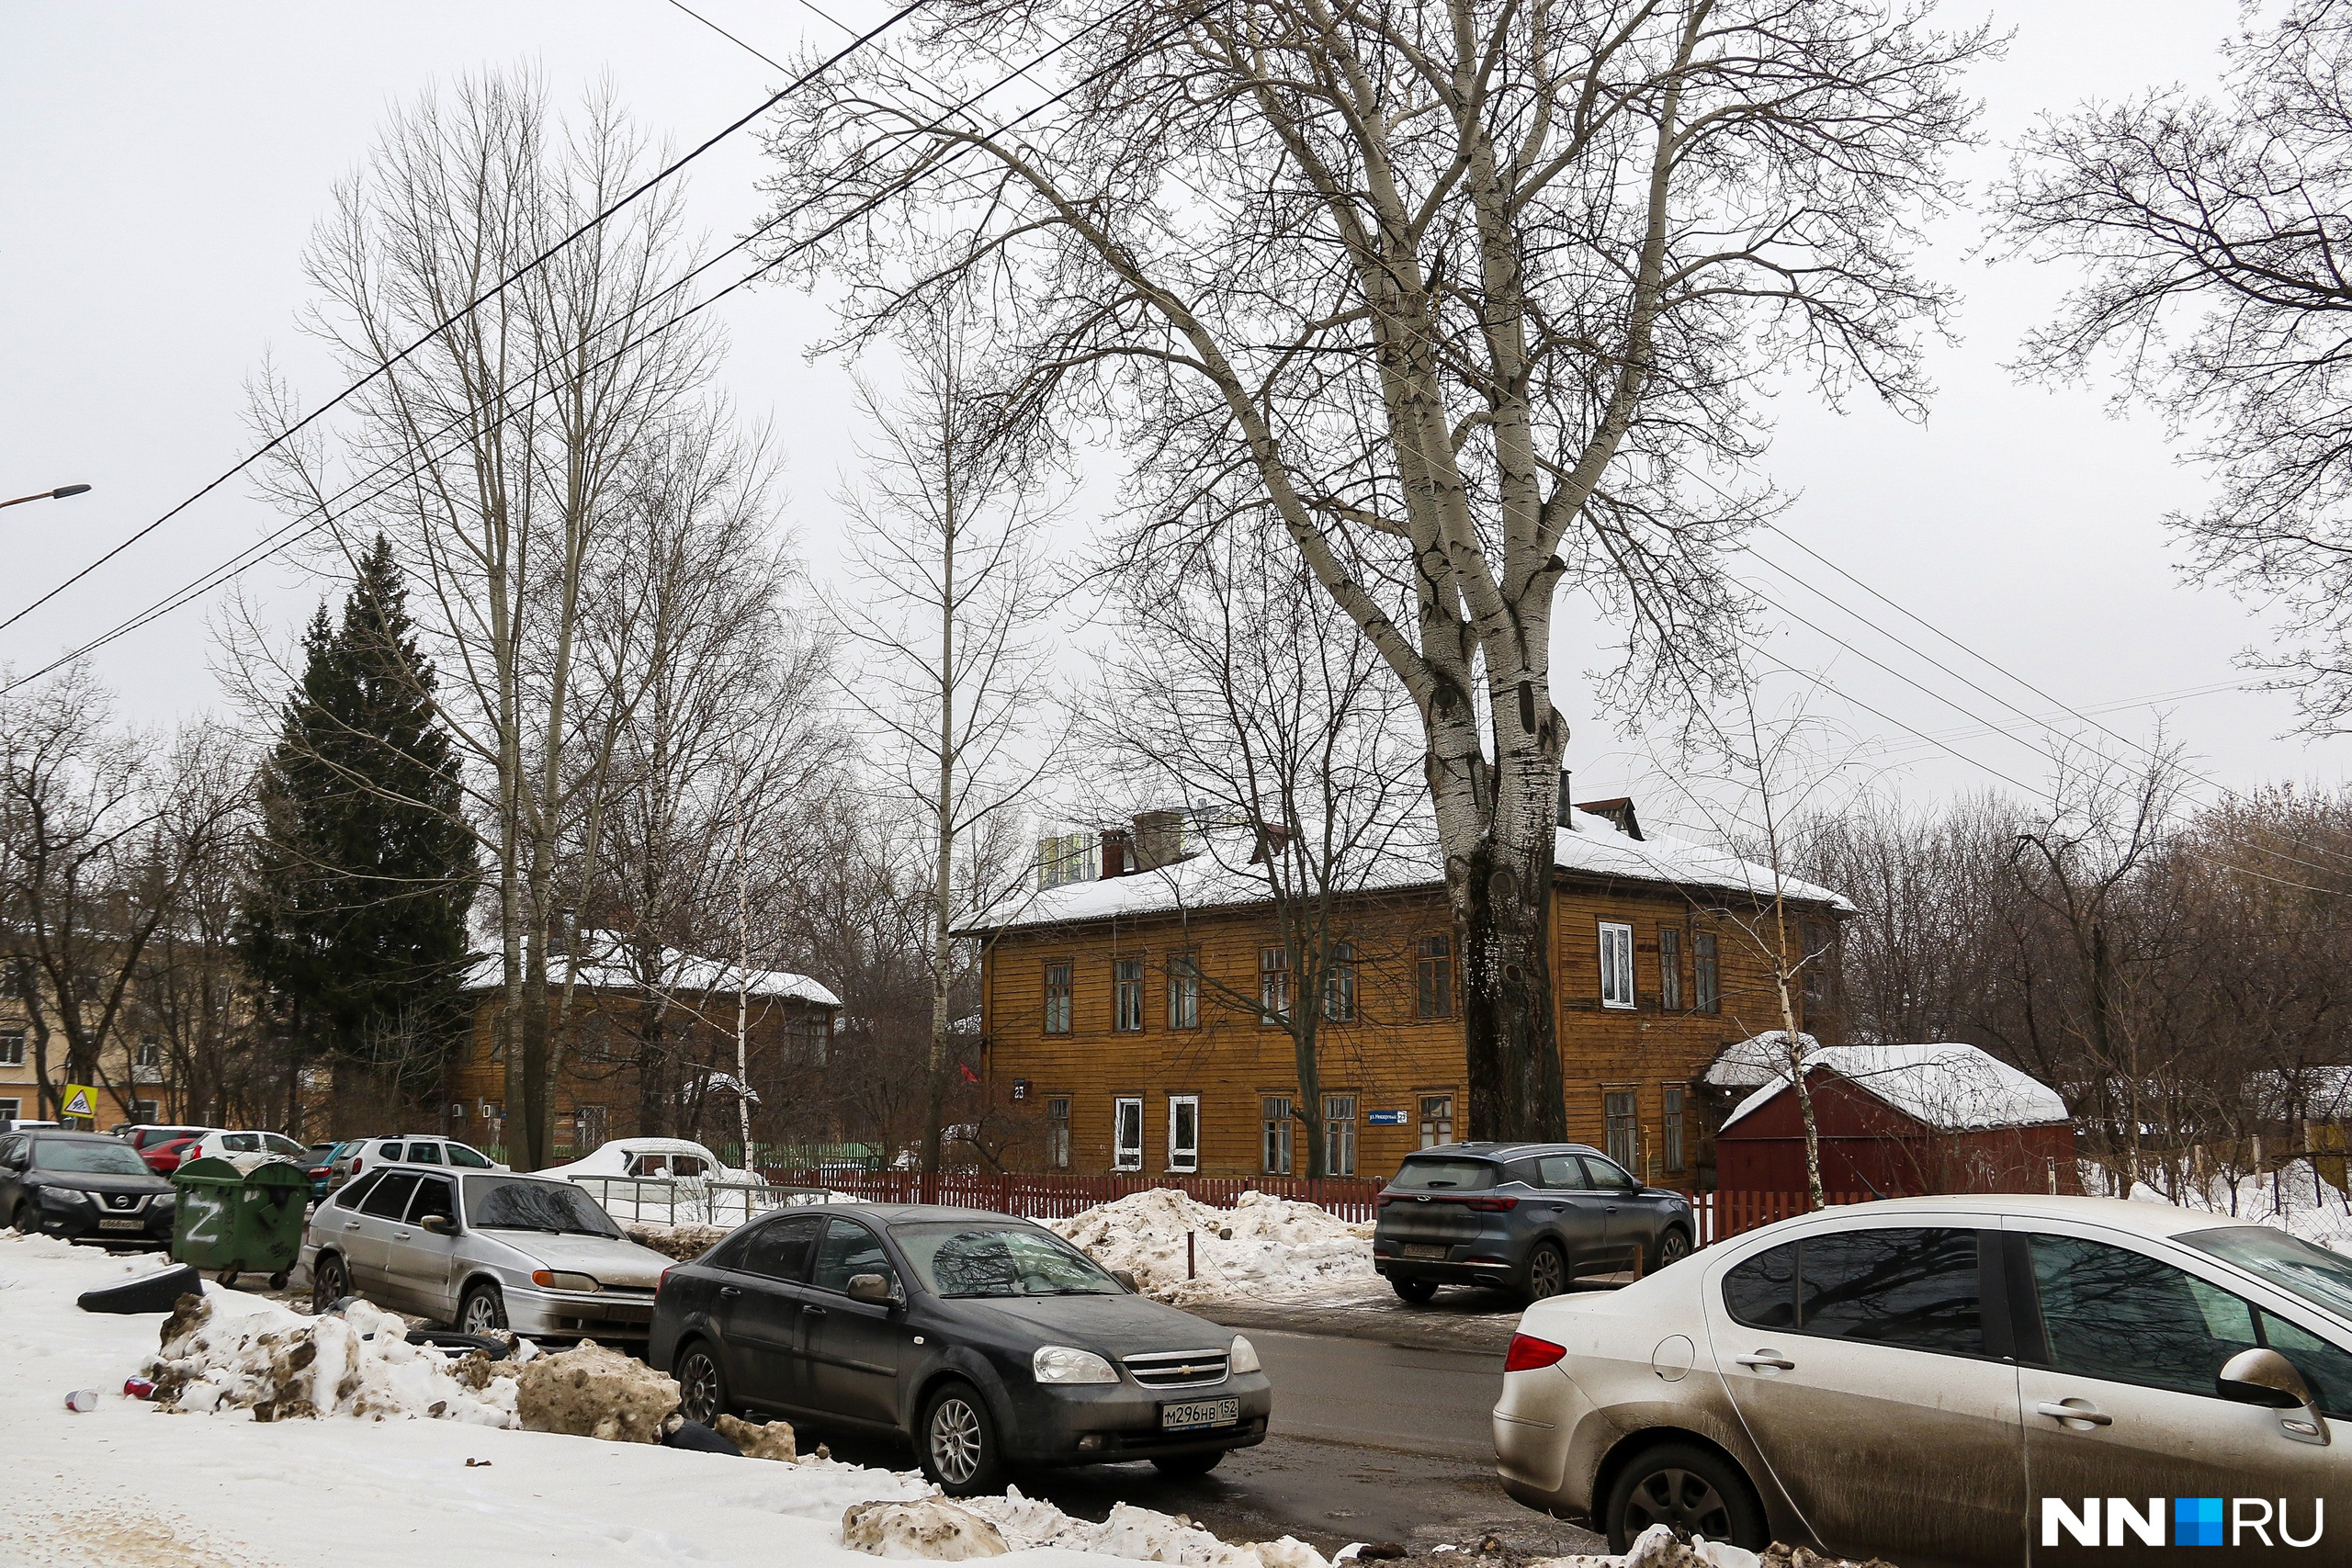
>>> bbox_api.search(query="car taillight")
[1465,1197,1519,1213]
[657,1266,672,1299]
[1504,1333,1568,1372]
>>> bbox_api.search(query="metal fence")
[570,1175,837,1228]
[760,1169,1392,1224]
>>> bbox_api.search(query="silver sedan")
[302,1167,672,1340]
[1494,1194,2352,1566]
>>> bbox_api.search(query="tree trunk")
[1447,749,1566,1143]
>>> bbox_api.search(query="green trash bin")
[172,1156,311,1291]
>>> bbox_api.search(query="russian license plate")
[96,1217,144,1232]
[1159,1396,1241,1432]
[1401,1244,1449,1261]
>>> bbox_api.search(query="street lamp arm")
[0,484,93,509]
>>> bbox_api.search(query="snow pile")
[2089,1162,2352,1256]
[514,1338,674,1442]
[625,1221,736,1260]
[1047,1189,1374,1305]
[1537,1525,1883,1567]
[145,1292,523,1426]
[946,1485,1327,1567]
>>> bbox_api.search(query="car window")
[223,1133,259,1153]
[705,1227,759,1270]
[464,1176,623,1237]
[1534,1156,1592,1190]
[1578,1156,1638,1191]
[407,1142,444,1165]
[892,1221,1124,1298]
[1724,1240,1800,1328]
[740,1214,824,1281]
[377,1142,404,1160]
[812,1218,898,1294]
[2182,1225,2352,1322]
[407,1176,458,1227]
[0,1136,22,1168]
[2030,1233,2261,1397]
[1796,1227,1982,1355]
[2256,1310,2352,1420]
[1389,1157,1498,1191]
[360,1171,422,1219]
[673,1156,707,1178]
[335,1170,381,1209]
[32,1140,151,1176]
[447,1143,492,1168]
[263,1134,307,1157]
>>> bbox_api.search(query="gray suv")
[1373,1141,1693,1303]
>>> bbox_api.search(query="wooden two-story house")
[965,786,1849,1186]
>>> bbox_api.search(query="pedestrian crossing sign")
[61,1084,97,1120]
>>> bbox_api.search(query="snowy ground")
[0,1234,1356,1568]
[2088,1160,2352,1254]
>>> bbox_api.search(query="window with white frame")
[1112,1097,1144,1171]
[1323,1093,1356,1177]
[128,1100,158,1122]
[0,1099,18,1123]
[1419,1093,1454,1148]
[1322,942,1355,1021]
[0,1031,22,1067]
[135,1038,161,1070]
[1258,946,1290,1022]
[1043,963,1073,1033]
[1167,1094,1199,1173]
[1261,1095,1294,1175]
[1598,921,1636,1009]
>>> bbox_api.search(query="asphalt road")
[811,1316,1609,1559]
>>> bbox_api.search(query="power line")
[1,0,1193,694]
[0,0,933,640]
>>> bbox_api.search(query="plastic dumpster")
[171,1156,309,1290]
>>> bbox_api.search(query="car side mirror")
[420,1214,455,1236]
[2219,1348,2332,1445]
[847,1272,893,1306]
[1111,1269,1139,1294]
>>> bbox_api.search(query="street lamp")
[0,484,92,510]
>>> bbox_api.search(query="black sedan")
[0,1129,176,1247]
[650,1203,1272,1494]
[1373,1141,1694,1303]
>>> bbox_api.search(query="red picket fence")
[1688,1189,1875,1246]
[759,1168,1389,1223]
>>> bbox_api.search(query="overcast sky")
[2,0,2338,828]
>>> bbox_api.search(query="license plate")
[97,1217,145,1232]
[1160,1396,1240,1432]
[1402,1244,1449,1261]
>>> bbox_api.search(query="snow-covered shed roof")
[460,930,839,1010]
[964,807,1850,935]
[1704,1032,1825,1091]
[1719,1042,2071,1134]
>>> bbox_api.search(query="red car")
[141,1134,205,1175]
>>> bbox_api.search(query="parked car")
[141,1134,205,1176]
[0,1128,176,1247]
[539,1136,746,1183]
[1373,1142,1693,1303]
[182,1130,313,1166]
[326,1134,503,1193]
[302,1140,350,1201]
[650,1203,1273,1495]
[302,1168,670,1340]
[1494,1194,2352,1564]
[120,1124,210,1157]
[1,1119,61,1134]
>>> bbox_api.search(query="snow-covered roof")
[1704,1032,1824,1090]
[963,808,1849,934]
[1720,1042,2071,1134]
[460,930,838,1010]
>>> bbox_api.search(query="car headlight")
[528,1269,601,1292]
[1229,1335,1261,1374]
[39,1188,87,1210]
[1033,1345,1118,1384]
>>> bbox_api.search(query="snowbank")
[2090,1161,2352,1256]
[847,1486,1328,1566]
[1048,1189,1375,1306]
[1535,1524,1881,1567]
[146,1291,520,1426]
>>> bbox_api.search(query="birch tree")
[829,305,1061,1175]
[760,0,1994,1137]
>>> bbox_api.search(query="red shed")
[1711,1041,2077,1197]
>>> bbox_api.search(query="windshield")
[2184,1225,2352,1321]
[891,1221,1124,1298]
[465,1176,622,1237]
[35,1141,152,1177]
[1389,1157,1498,1192]
[263,1134,307,1157]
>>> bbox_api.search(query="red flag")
[958,1062,980,1084]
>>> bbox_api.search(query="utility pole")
[735,809,752,1170]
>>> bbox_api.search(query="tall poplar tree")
[239,536,477,1103]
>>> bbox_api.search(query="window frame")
[1722,1225,2001,1363]
[1166,1094,1200,1174]
[1598,921,1636,1010]
[1046,1096,1071,1170]
[1258,945,1291,1023]
[1419,1092,1454,1149]
[1658,927,1683,1010]
[1662,1085,1686,1175]
[1322,942,1356,1022]
[1166,953,1200,1030]
[1602,1089,1639,1170]
[1261,1094,1295,1175]
[0,1030,24,1067]
[1693,930,1721,1013]
[1111,1096,1144,1172]
[1112,957,1145,1032]
[1323,1093,1357,1177]
[1042,961,1074,1035]
[1415,934,1453,1019]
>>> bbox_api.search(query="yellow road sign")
[60,1083,97,1120]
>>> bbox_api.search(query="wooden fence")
[755,1168,1876,1239]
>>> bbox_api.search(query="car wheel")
[675,1342,729,1427]
[1390,1275,1437,1304]
[459,1282,509,1334]
[1151,1449,1227,1479]
[1648,1226,1693,1272]
[311,1251,352,1313]
[1605,1442,1768,1553]
[9,1202,36,1234]
[1524,1241,1568,1302]
[919,1380,1004,1496]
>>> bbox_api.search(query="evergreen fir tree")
[239,536,477,1097]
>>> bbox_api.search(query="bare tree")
[250,70,722,1166]
[760,0,1995,1138]
[828,303,1061,1174]
[1102,506,1427,1175]
[1996,1,2352,733]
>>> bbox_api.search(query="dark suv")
[0,1129,177,1247]
[1373,1141,1693,1303]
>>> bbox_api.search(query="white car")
[327,1134,504,1191]
[303,1167,672,1340]
[183,1130,311,1165]
[1494,1194,2352,1563]
[538,1136,746,1183]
